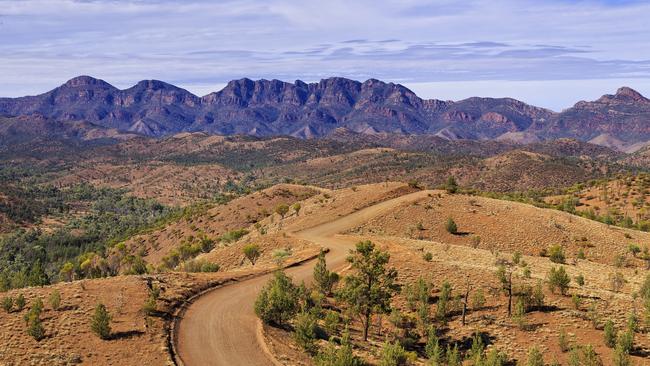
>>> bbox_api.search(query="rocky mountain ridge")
[1,76,649,151]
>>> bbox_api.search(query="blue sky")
[1,0,649,110]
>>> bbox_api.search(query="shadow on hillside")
[631,347,650,358]
[110,330,145,340]
[535,305,561,313]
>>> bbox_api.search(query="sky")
[1,0,650,111]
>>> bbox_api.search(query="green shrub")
[445,218,458,234]
[404,277,430,311]
[379,341,415,366]
[314,331,362,366]
[467,332,485,365]
[90,303,112,340]
[293,311,319,353]
[313,250,339,296]
[254,270,299,326]
[15,294,25,311]
[292,203,301,216]
[181,259,219,272]
[471,288,486,310]
[49,290,61,311]
[1,296,13,313]
[275,204,289,218]
[422,252,433,262]
[558,329,570,352]
[485,348,507,366]
[425,327,442,363]
[617,329,634,354]
[323,310,340,336]
[513,298,527,329]
[604,320,617,348]
[436,281,452,321]
[445,176,458,194]
[512,251,522,265]
[547,266,571,295]
[613,340,631,366]
[243,244,261,265]
[219,229,248,243]
[526,346,544,366]
[445,344,460,366]
[548,244,566,264]
[575,274,585,286]
[580,344,602,366]
[143,295,157,315]
[26,312,45,340]
[571,294,582,310]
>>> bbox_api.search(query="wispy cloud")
[0,0,649,109]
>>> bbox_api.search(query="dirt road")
[174,190,431,366]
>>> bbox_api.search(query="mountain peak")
[615,86,647,102]
[132,79,184,92]
[63,75,113,89]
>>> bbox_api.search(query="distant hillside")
[2,76,650,151]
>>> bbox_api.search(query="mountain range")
[1,76,650,152]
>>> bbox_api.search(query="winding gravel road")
[174,190,431,366]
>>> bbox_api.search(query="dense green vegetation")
[0,183,178,291]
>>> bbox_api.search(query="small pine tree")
[617,328,634,354]
[604,319,617,348]
[313,250,339,296]
[467,333,485,365]
[90,303,112,340]
[15,294,25,311]
[547,266,571,295]
[323,310,339,336]
[613,340,631,366]
[485,348,507,366]
[1,296,13,313]
[425,326,443,364]
[548,244,566,264]
[571,294,582,310]
[31,298,44,315]
[558,328,570,352]
[49,290,61,311]
[337,240,398,341]
[314,330,362,366]
[513,297,527,329]
[379,341,415,366]
[27,312,45,341]
[254,270,299,326]
[445,344,460,366]
[581,344,602,366]
[436,281,452,322]
[526,346,544,366]
[445,218,458,234]
[143,295,156,315]
[445,176,459,194]
[471,288,486,310]
[294,311,319,354]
